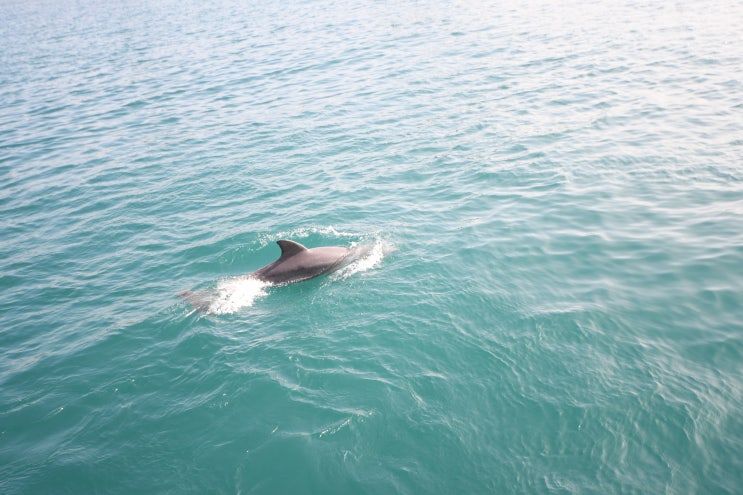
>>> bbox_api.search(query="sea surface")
[1,0,742,493]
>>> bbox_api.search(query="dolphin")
[177,239,371,311]
[251,239,367,285]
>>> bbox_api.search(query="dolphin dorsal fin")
[276,239,307,259]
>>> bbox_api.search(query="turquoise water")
[2,0,742,493]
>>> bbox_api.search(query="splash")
[332,237,395,281]
[206,276,270,315]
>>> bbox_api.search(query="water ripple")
[1,0,742,493]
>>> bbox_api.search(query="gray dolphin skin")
[251,239,364,285]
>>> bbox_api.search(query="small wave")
[256,225,358,248]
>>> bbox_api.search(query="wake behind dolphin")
[178,238,386,314]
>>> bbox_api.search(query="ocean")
[1,0,742,493]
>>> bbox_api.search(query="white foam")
[207,276,270,315]
[257,225,357,248]
[332,238,395,281]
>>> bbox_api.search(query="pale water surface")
[1,0,742,493]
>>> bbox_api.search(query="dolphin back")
[251,240,352,284]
